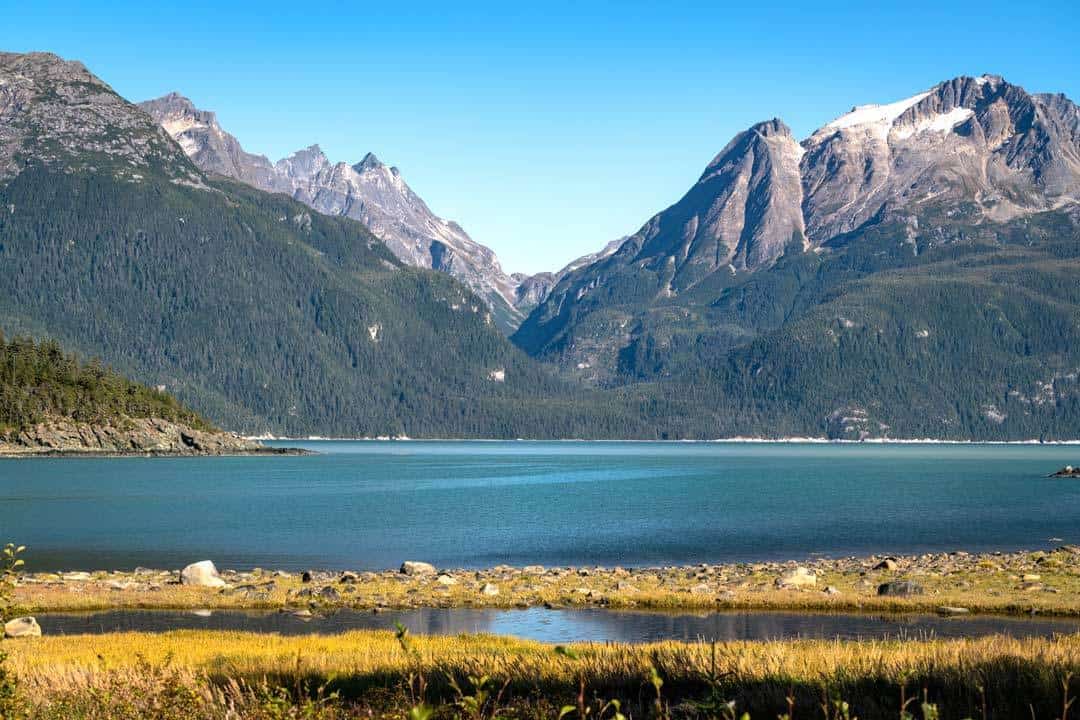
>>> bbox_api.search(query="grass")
[12,548,1080,617]
[2,629,1079,718]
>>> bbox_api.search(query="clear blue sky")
[3,1,1078,273]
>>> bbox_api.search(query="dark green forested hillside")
[5,52,1080,441]
[522,206,1080,440]
[0,165,672,438]
[0,332,211,434]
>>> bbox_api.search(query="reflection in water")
[37,608,1080,643]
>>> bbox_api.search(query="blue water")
[0,441,1078,572]
[35,608,1080,643]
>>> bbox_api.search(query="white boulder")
[4,616,41,638]
[181,560,226,587]
[400,561,437,576]
[776,566,817,588]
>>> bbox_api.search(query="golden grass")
[5,629,1078,692]
[5,629,1080,718]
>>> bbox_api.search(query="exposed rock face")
[139,94,532,329]
[137,93,280,189]
[515,75,1080,378]
[0,53,201,185]
[0,417,265,456]
[628,119,806,288]
[802,75,1080,242]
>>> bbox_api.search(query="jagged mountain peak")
[750,118,793,138]
[620,115,807,283]
[354,151,382,171]
[516,74,1080,382]
[145,92,528,330]
[801,73,1080,242]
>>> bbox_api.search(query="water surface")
[36,607,1080,643]
[1,441,1077,571]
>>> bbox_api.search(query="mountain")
[0,51,668,439]
[513,75,1080,439]
[8,52,1080,440]
[139,93,531,331]
[801,75,1080,242]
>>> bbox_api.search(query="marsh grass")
[4,629,1079,719]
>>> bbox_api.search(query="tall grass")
[4,629,1079,719]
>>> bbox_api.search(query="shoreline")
[0,446,311,459]
[13,547,1080,618]
[249,434,1080,444]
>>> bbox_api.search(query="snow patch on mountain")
[823,92,931,132]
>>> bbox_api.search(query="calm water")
[34,608,1080,642]
[0,441,1078,572]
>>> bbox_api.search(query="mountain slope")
[0,51,658,439]
[139,93,529,331]
[513,75,1080,439]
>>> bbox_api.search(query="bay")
[0,441,1077,572]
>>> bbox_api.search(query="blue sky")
[3,1,1079,273]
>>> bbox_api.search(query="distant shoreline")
[247,435,1080,445]
[0,446,311,459]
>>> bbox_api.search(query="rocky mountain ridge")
[140,93,533,330]
[0,53,201,186]
[516,74,1080,377]
[0,51,652,439]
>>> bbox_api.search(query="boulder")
[400,561,437,576]
[436,574,458,586]
[876,581,924,597]
[4,616,41,638]
[776,566,817,588]
[937,606,970,615]
[180,560,226,588]
[480,583,500,596]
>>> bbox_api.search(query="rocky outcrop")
[0,416,272,456]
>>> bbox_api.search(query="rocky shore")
[11,547,1080,618]
[0,417,305,457]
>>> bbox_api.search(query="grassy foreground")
[2,629,1079,719]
